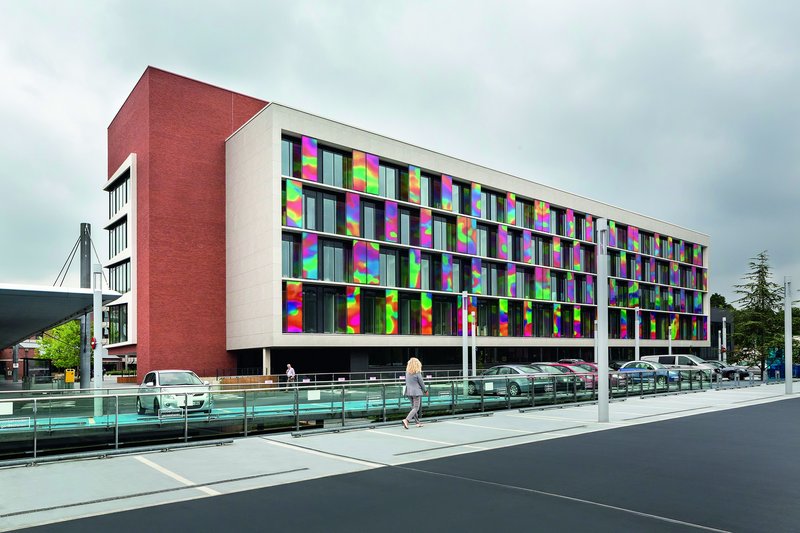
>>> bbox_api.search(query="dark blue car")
[618,361,680,386]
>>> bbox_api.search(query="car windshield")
[539,365,570,374]
[575,363,595,372]
[159,372,203,386]
[565,365,590,374]
[516,365,541,374]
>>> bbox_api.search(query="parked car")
[468,364,576,397]
[641,354,715,381]
[558,358,586,365]
[573,362,628,388]
[537,363,595,389]
[618,361,680,386]
[137,370,213,415]
[704,360,751,380]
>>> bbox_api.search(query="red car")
[537,363,596,389]
[572,362,627,388]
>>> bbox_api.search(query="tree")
[39,320,82,370]
[732,251,784,371]
[710,293,734,310]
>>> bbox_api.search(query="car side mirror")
[144,382,154,387]
[203,380,210,385]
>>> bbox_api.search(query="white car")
[136,370,213,415]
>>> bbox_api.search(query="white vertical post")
[471,311,477,376]
[596,219,609,423]
[722,317,728,365]
[668,324,673,356]
[92,264,104,416]
[785,277,793,395]
[594,320,598,363]
[634,306,640,361]
[462,291,468,382]
[718,330,722,360]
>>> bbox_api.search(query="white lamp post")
[785,277,793,395]
[596,219,609,423]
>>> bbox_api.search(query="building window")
[362,290,386,334]
[109,261,131,293]
[320,148,350,188]
[379,249,397,287]
[400,208,411,246]
[108,170,130,218]
[303,190,318,231]
[303,286,319,333]
[433,296,455,335]
[282,234,300,278]
[323,287,347,333]
[321,240,346,282]
[108,219,127,258]
[421,254,431,290]
[108,304,128,344]
[421,174,431,207]
[362,201,376,240]
[379,165,398,199]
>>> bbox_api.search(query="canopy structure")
[0,283,121,349]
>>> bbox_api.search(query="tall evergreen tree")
[732,251,784,372]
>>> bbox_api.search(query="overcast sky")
[0,1,797,304]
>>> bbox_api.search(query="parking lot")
[3,382,798,532]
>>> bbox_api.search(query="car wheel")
[656,376,667,388]
[137,397,146,415]
[508,382,521,397]
[468,381,477,396]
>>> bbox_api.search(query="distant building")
[104,67,711,377]
[0,339,39,380]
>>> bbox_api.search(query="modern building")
[105,67,710,377]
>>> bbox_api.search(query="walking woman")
[403,357,428,429]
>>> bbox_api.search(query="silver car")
[136,370,213,415]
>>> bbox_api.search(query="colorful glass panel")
[523,230,533,264]
[586,275,595,305]
[507,263,516,297]
[649,257,656,283]
[585,215,593,242]
[469,218,478,255]
[566,272,575,303]
[386,289,398,334]
[573,241,581,271]
[574,306,581,338]
[457,216,469,253]
[499,299,509,337]
[353,241,367,284]
[366,154,379,194]
[441,175,453,211]
[654,233,661,257]
[408,166,421,204]
[421,292,432,335]
[609,279,617,306]
[420,209,432,248]
[629,281,639,307]
[385,201,398,242]
[471,182,481,217]
[497,225,508,260]
[620,251,627,278]
[285,179,303,228]
[671,313,679,340]
[346,192,360,236]
[367,242,380,285]
[635,254,642,281]
[620,309,627,339]
[566,209,575,238]
[409,248,421,289]
[301,136,317,182]
[608,220,617,247]
[553,303,561,338]
[442,253,453,292]
[552,237,561,269]
[352,151,366,191]
[302,232,318,280]
[507,192,516,225]
[670,261,679,286]
[286,281,302,333]
[347,286,360,334]
[472,258,482,294]
[523,300,533,337]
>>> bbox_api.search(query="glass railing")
[0,371,754,461]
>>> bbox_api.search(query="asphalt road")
[16,396,800,533]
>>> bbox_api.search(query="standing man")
[286,363,296,391]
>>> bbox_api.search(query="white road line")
[260,438,384,468]
[372,430,487,450]
[445,420,536,433]
[402,467,729,532]
[133,456,220,496]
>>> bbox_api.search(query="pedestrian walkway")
[3,382,797,532]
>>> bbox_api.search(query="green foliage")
[731,251,788,367]
[39,320,82,370]
[710,293,734,310]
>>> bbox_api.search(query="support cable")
[52,237,80,287]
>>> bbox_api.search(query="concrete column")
[262,347,271,376]
[12,344,19,382]
[80,223,91,389]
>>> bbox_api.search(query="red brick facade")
[107,67,267,376]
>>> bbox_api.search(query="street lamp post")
[461,291,468,381]
[722,316,728,365]
[471,311,477,376]
[596,219,610,423]
[635,306,640,361]
[785,277,793,395]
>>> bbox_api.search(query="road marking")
[445,421,534,433]
[259,438,385,468]
[399,466,730,532]
[134,455,220,496]
[372,430,487,449]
